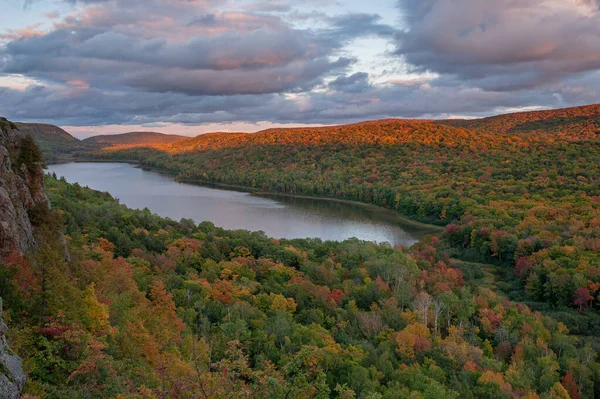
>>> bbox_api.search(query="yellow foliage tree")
[548,382,571,399]
[394,323,430,360]
[80,283,110,335]
[270,293,297,313]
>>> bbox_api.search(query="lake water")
[48,162,435,246]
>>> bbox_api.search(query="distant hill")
[168,119,436,153]
[84,132,187,147]
[14,122,87,162]
[11,103,600,164]
[15,122,78,142]
[160,104,599,154]
[7,126,188,162]
[439,103,600,139]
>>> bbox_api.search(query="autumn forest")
[0,104,599,398]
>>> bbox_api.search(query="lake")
[47,162,436,246]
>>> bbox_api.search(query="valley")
[48,162,437,245]
[2,1,600,397]
[2,104,600,398]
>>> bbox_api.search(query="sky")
[0,0,599,137]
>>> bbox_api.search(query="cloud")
[328,13,396,40]
[395,0,600,91]
[2,67,590,128]
[1,0,599,130]
[328,72,371,93]
[2,2,394,99]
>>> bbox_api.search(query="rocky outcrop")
[0,117,49,258]
[0,302,25,399]
[0,117,49,399]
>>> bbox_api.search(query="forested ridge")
[85,104,600,315]
[14,122,87,164]
[83,132,187,147]
[442,104,600,139]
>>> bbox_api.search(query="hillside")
[2,110,600,397]
[15,122,77,143]
[118,104,599,153]
[168,119,448,153]
[7,125,189,162]
[84,131,187,147]
[440,103,600,139]
[88,104,600,328]
[14,122,87,162]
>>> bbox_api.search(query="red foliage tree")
[515,257,534,279]
[573,288,592,312]
[561,370,581,399]
[328,289,345,305]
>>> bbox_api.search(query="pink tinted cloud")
[400,0,600,65]
[44,11,61,20]
[395,0,600,92]
[0,23,46,40]
[67,79,90,89]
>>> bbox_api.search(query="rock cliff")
[0,117,48,398]
[0,117,49,257]
[0,302,25,399]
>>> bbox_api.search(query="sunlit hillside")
[85,104,600,328]
[84,131,187,148]
[441,103,600,139]
[164,120,487,153]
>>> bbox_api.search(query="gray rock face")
[0,119,50,398]
[0,120,49,258]
[0,314,25,399]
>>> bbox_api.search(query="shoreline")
[174,178,445,233]
[261,193,445,231]
[49,159,445,235]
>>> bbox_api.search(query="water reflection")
[48,162,436,246]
